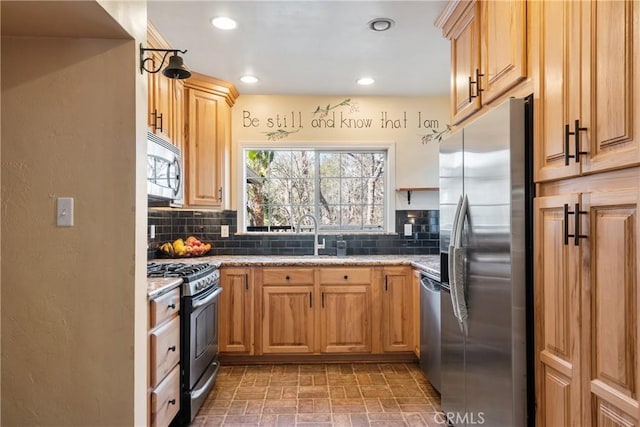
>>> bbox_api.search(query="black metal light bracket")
[139,43,188,75]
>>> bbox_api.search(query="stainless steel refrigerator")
[439,97,533,427]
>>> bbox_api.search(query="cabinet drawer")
[150,364,180,427]
[262,268,314,285]
[150,316,180,388]
[150,288,180,328]
[320,268,371,285]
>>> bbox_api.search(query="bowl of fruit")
[158,236,212,258]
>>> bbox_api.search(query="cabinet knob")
[168,303,176,309]
[168,345,176,352]
[344,275,348,280]
[285,275,290,280]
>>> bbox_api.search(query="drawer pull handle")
[168,303,176,309]
[344,275,348,280]
[168,345,176,352]
[285,275,290,280]
[168,399,176,405]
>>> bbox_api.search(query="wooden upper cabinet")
[534,0,640,182]
[219,267,253,353]
[437,0,526,125]
[479,0,527,104]
[183,72,238,208]
[440,0,481,124]
[580,0,640,176]
[146,22,184,148]
[532,0,582,182]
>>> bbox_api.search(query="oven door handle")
[191,361,220,399]
[192,287,223,309]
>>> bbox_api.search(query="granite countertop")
[147,254,440,298]
[147,277,183,300]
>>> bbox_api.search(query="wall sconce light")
[139,43,191,79]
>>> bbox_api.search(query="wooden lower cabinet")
[320,284,371,353]
[534,193,582,426]
[235,265,416,358]
[581,188,640,427]
[412,269,421,357]
[535,171,640,426]
[262,285,314,353]
[219,267,253,353]
[148,288,181,427]
[381,267,414,352]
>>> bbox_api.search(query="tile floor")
[192,363,445,426]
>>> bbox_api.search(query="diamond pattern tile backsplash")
[148,209,439,258]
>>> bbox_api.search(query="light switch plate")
[57,197,74,227]
[404,223,412,236]
[220,224,229,238]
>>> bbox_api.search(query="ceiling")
[147,1,450,96]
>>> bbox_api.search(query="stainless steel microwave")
[147,131,183,207]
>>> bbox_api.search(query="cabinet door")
[412,269,421,357]
[580,0,640,175]
[480,0,527,104]
[147,50,173,141]
[449,1,482,124]
[533,0,582,182]
[171,80,184,155]
[534,194,582,426]
[185,88,226,207]
[320,285,371,353]
[219,268,252,353]
[581,189,640,427]
[382,268,413,352]
[262,286,314,353]
[150,365,180,427]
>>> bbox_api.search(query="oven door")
[182,284,223,422]
[186,285,222,389]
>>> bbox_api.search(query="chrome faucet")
[297,214,325,256]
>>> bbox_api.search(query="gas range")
[147,262,220,296]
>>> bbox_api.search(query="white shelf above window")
[396,187,439,205]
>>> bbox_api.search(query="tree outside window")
[245,149,386,232]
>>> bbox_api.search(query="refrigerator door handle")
[448,195,464,322]
[451,194,469,334]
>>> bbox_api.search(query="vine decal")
[312,98,359,117]
[263,127,303,141]
[420,124,452,144]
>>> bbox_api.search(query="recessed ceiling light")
[240,75,259,84]
[357,77,375,86]
[368,18,394,32]
[211,16,237,30]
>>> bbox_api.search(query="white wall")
[231,94,449,212]
[1,1,147,425]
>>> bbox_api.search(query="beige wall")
[232,95,449,211]
[1,1,147,425]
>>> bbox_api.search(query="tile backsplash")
[148,209,439,258]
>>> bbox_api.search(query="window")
[244,148,387,232]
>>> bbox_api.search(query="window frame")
[238,141,397,234]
